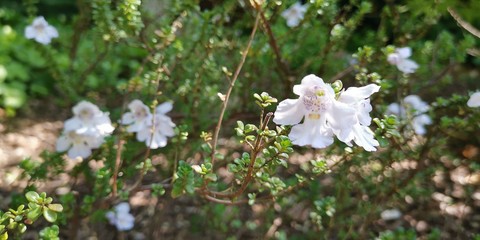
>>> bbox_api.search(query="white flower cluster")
[56,101,114,159]
[387,95,432,135]
[106,202,135,231]
[273,74,380,151]
[281,2,308,28]
[121,100,176,149]
[25,16,58,45]
[387,47,419,74]
[468,91,480,108]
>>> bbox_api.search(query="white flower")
[106,202,135,231]
[121,99,153,133]
[467,91,480,107]
[387,95,432,135]
[338,84,381,151]
[281,2,308,27]
[25,16,58,45]
[387,47,419,74]
[380,208,402,221]
[55,130,103,159]
[273,74,379,151]
[64,101,115,137]
[135,102,176,149]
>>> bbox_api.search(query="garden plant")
[0,0,479,239]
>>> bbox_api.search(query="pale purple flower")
[381,208,402,221]
[467,91,480,107]
[56,130,103,159]
[387,95,432,135]
[57,101,114,159]
[281,2,308,27]
[132,102,176,149]
[25,16,58,45]
[64,101,114,137]
[106,202,135,231]
[387,47,419,74]
[121,99,153,133]
[273,74,379,151]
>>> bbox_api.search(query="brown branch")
[209,12,261,166]
[448,7,480,39]
[328,65,354,82]
[258,8,290,77]
[205,112,273,200]
[111,139,125,197]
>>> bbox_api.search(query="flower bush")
[0,0,479,239]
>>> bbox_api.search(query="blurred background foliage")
[0,0,480,239]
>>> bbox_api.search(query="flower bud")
[332,80,343,93]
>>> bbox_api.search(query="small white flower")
[25,16,58,45]
[135,102,176,149]
[467,91,480,107]
[387,47,419,74]
[56,130,103,159]
[273,74,379,151]
[106,202,135,231]
[64,101,115,137]
[121,99,153,133]
[380,208,402,221]
[281,2,308,28]
[387,95,432,135]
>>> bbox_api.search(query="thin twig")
[210,12,261,166]
[448,7,480,39]
[111,139,125,197]
[206,112,272,199]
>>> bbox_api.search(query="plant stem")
[210,12,261,166]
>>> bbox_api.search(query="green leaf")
[43,208,57,223]
[47,204,63,212]
[25,191,40,202]
[205,173,217,181]
[26,206,42,221]
[0,232,8,240]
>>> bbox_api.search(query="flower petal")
[46,25,58,38]
[386,103,402,116]
[56,135,71,152]
[397,59,418,74]
[136,129,149,142]
[412,114,431,135]
[326,101,357,143]
[289,118,334,148]
[467,91,480,107]
[24,26,35,39]
[352,125,379,152]
[64,118,83,132]
[294,74,326,94]
[156,102,173,114]
[396,47,412,58]
[404,95,429,113]
[338,84,380,104]
[115,202,130,213]
[68,144,92,159]
[273,99,305,125]
[121,112,135,125]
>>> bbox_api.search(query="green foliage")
[0,191,62,239]
[39,225,60,240]
[172,160,195,198]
